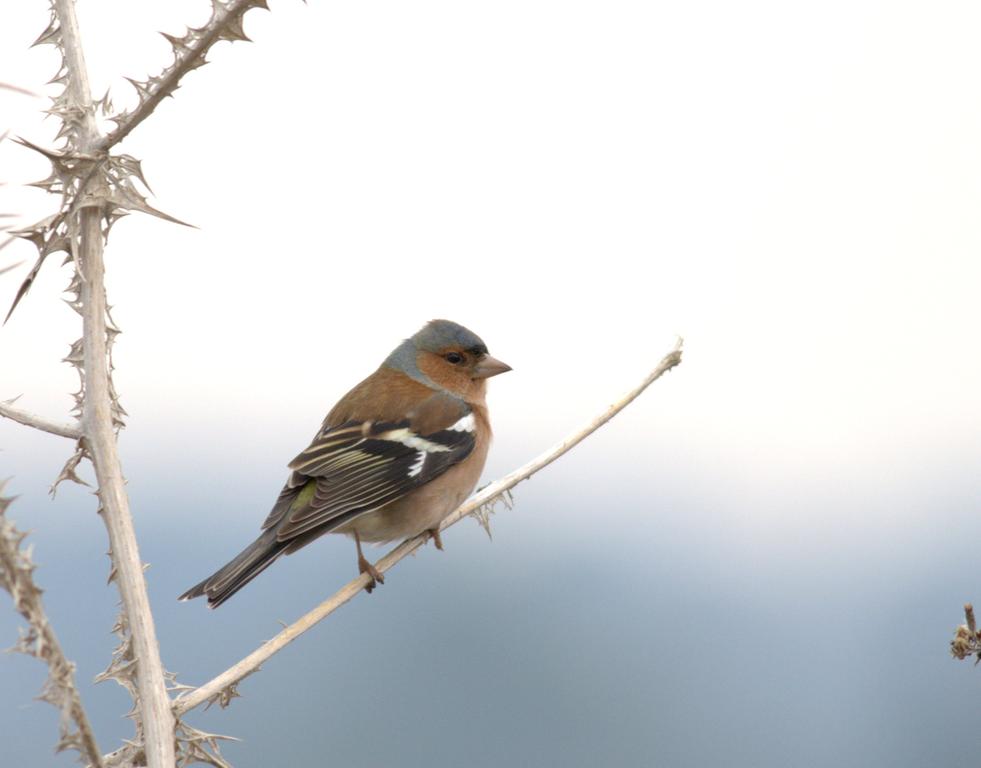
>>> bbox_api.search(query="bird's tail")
[179,528,285,609]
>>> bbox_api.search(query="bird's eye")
[445,352,464,365]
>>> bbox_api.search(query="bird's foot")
[427,527,444,551]
[357,552,385,593]
[354,529,384,593]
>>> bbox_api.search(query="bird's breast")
[340,419,490,544]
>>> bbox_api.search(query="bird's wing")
[261,394,476,541]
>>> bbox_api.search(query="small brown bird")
[179,319,510,608]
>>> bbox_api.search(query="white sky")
[2,0,980,535]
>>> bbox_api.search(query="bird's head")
[414,318,511,386]
[387,319,511,399]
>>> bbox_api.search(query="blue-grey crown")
[410,319,487,355]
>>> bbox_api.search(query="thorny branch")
[173,339,684,715]
[6,1,270,321]
[100,0,271,153]
[0,486,105,767]
[7,2,195,765]
[3,1,290,765]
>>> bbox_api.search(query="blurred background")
[2,1,981,765]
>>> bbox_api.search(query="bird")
[179,319,511,608]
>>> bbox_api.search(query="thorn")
[31,20,60,48]
[123,77,153,99]
[218,15,251,43]
[160,30,191,51]
[12,136,63,161]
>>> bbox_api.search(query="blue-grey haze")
[1,428,980,768]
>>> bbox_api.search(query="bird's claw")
[427,527,444,551]
[358,554,384,593]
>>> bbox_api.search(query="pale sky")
[2,2,981,765]
[4,1,981,536]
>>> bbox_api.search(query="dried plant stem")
[951,602,981,661]
[78,207,176,766]
[0,399,82,439]
[174,339,683,715]
[52,0,177,764]
[0,489,104,766]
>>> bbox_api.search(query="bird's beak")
[473,354,512,379]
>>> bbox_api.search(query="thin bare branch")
[0,81,43,98]
[99,0,270,153]
[174,339,684,715]
[0,485,105,767]
[0,397,82,439]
